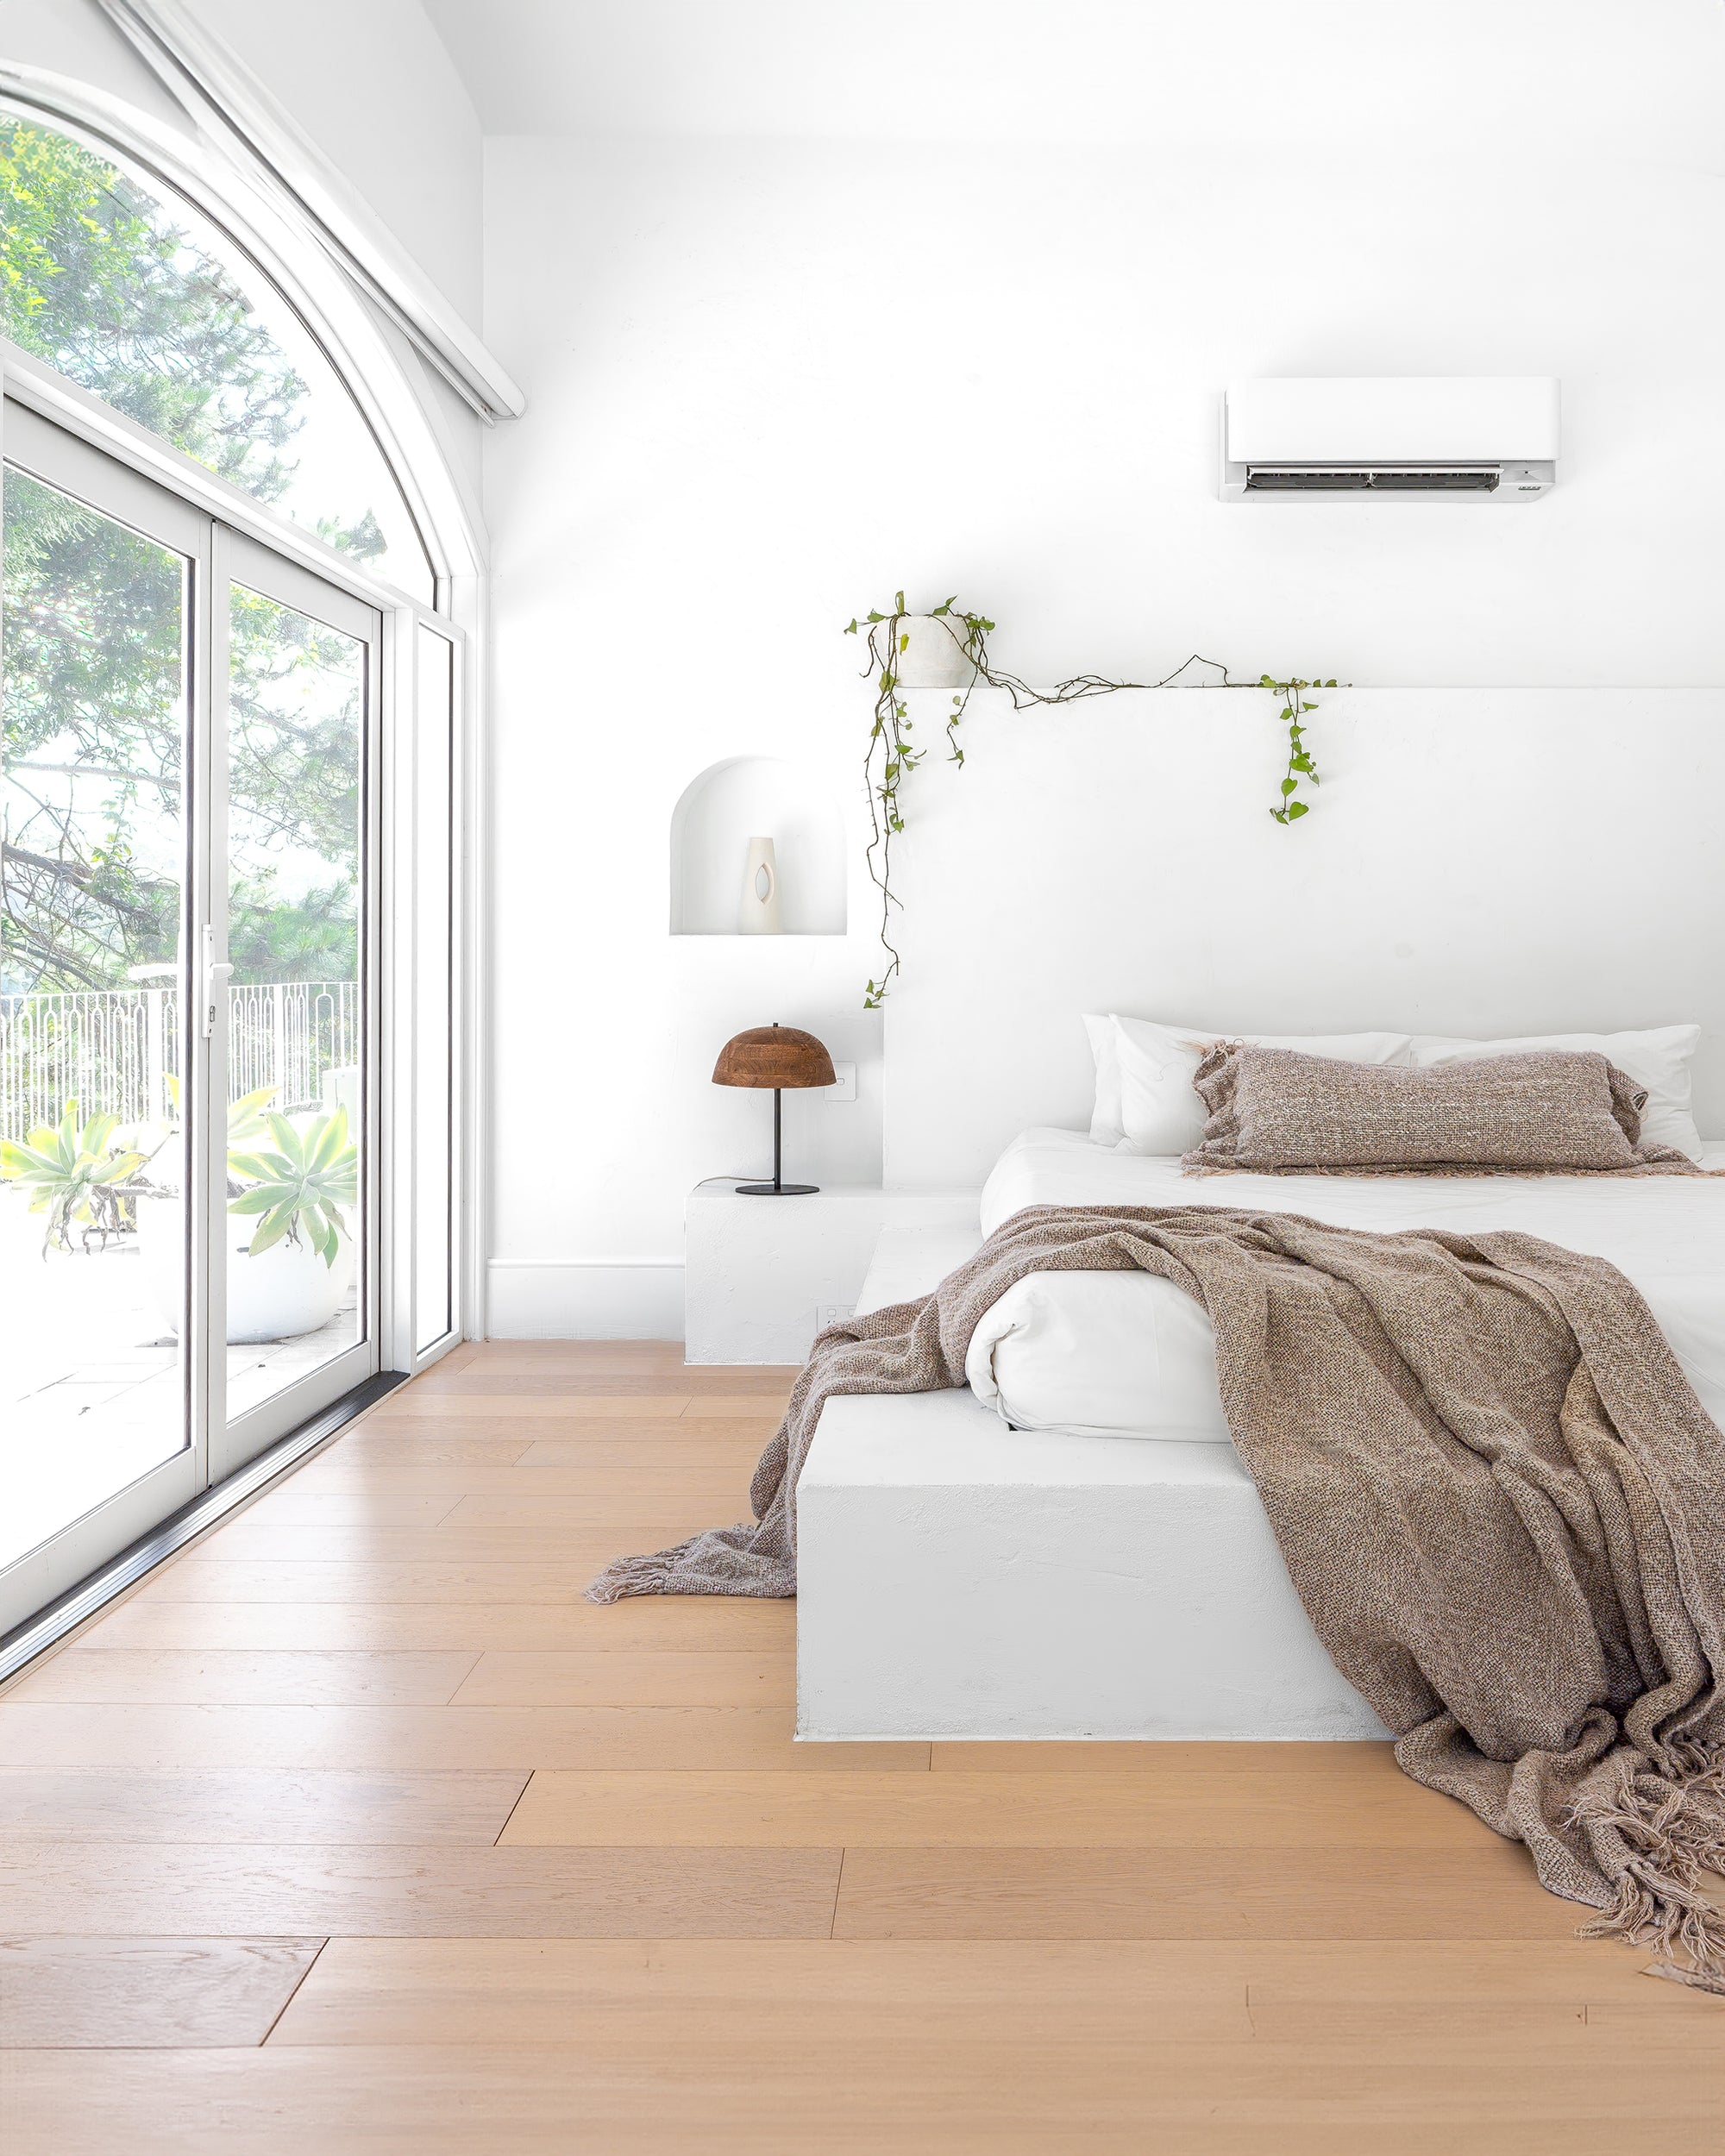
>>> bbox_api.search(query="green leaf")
[228,1184,284,1216]
[1286,799,1309,818]
[308,1108,348,1173]
[894,591,905,612]
[844,618,858,634]
[1280,778,1297,796]
[247,1206,296,1257]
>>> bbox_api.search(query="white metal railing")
[0,980,360,1138]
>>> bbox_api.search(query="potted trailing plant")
[845,592,1335,1004]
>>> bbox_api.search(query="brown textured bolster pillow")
[1182,1044,1704,1175]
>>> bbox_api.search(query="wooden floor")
[2,1338,1719,2153]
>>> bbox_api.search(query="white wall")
[480,88,1725,1331]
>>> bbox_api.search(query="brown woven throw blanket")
[590,1201,1725,1990]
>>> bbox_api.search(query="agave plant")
[227,1106,358,1267]
[0,1100,147,1256]
[157,1075,278,1185]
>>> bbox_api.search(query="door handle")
[200,924,235,1038]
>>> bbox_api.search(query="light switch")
[825,1062,857,1102]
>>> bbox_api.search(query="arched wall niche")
[670,757,847,936]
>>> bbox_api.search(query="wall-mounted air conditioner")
[1221,377,1559,500]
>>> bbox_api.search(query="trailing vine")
[844,595,1337,1006]
[1264,674,1333,824]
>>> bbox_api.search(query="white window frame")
[2,342,470,1382]
[0,70,495,1351]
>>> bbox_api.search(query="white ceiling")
[421,0,1725,166]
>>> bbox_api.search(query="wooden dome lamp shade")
[712,1023,837,1196]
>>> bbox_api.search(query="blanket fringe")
[1569,1747,1725,1996]
[586,1536,701,1604]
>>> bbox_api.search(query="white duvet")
[968,1127,1725,1442]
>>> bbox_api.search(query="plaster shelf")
[669,755,846,936]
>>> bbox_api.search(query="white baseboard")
[486,1260,684,1339]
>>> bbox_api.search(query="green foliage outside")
[1,119,371,997]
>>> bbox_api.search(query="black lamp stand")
[736,1087,818,1196]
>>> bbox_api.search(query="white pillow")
[1410,1025,1704,1161]
[1113,1016,1416,1156]
[1082,1013,1125,1146]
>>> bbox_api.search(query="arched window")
[1,89,467,1645]
[0,116,432,601]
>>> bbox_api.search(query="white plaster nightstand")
[683,1181,978,1364]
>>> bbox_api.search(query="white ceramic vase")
[890,614,975,691]
[738,835,785,933]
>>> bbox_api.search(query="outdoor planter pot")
[135,1193,353,1344]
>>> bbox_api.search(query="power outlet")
[816,1303,856,1333]
[825,1062,857,1102]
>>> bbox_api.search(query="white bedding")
[968,1126,1725,1441]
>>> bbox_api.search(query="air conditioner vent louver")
[1222,379,1559,502]
[1245,467,1501,493]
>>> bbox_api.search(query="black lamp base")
[735,1087,818,1197]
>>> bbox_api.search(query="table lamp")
[712,1023,837,1195]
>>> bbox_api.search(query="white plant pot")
[888,614,975,691]
[135,1194,353,1344]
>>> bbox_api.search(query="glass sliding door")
[0,407,208,1629]
[0,395,401,1632]
[213,532,380,1480]
[212,539,377,1483]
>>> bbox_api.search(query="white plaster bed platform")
[794,1220,1386,1744]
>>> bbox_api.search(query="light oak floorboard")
[450,1653,792,1708]
[514,1427,776,1461]
[0,1842,843,1938]
[932,1739,1402,1775]
[223,1489,471,1526]
[122,1559,707,1604]
[499,1767,1480,1849]
[438,1488,756,1526]
[0,1937,323,2048]
[183,1510,723,1565]
[8,1651,481,1707]
[359,1395,785,1420]
[287,1448,766,1497]
[0,1703,930,1771]
[355,1413,779,1441]
[266,1936,1716,2049]
[0,1767,527,1845]
[467,1339,690,1360]
[832,1843,1586,1940]
[60,1598,797,1652]
[6,2043,1723,2156]
[285,1437,536,1471]
[410,1369,796,1398]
